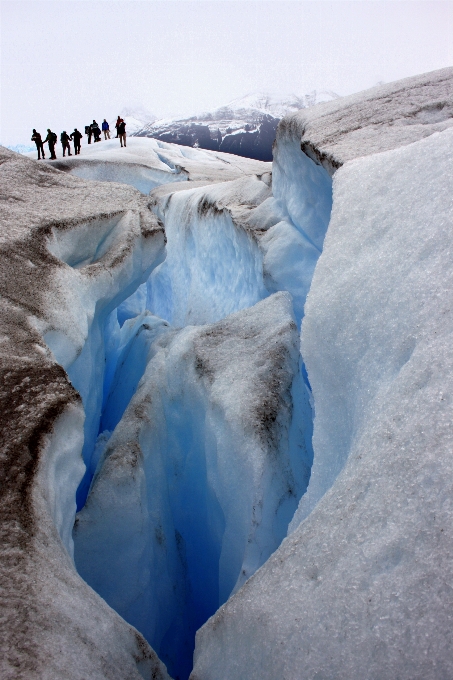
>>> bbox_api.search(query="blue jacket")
[102,121,109,131]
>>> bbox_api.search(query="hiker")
[31,129,45,160]
[117,118,126,147]
[60,131,72,157]
[85,124,92,144]
[43,129,57,160]
[70,128,82,155]
[91,120,101,143]
[115,115,122,138]
[102,119,110,140]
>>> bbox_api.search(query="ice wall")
[191,126,453,680]
[74,293,312,680]
[0,146,170,680]
[261,127,332,323]
[44,210,166,507]
[147,184,268,326]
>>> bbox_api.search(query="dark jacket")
[61,132,71,144]
[31,132,42,145]
[44,131,57,145]
[71,130,82,142]
[118,121,126,134]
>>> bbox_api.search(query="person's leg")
[41,143,45,159]
[107,130,110,139]
[36,144,41,160]
[123,132,126,147]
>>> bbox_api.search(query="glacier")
[1,65,453,680]
[191,68,453,680]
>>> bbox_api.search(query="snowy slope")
[191,121,453,680]
[279,65,453,175]
[41,137,271,194]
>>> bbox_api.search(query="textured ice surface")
[38,137,271,194]
[74,293,312,680]
[147,177,270,326]
[0,146,169,680]
[280,65,453,175]
[147,164,331,328]
[191,127,453,680]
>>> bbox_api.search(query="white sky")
[1,0,452,145]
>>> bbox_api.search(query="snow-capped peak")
[223,90,340,118]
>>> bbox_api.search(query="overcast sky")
[1,0,452,146]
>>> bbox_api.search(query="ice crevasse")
[1,65,453,680]
[70,119,331,680]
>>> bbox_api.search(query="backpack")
[51,132,57,144]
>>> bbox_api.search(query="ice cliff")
[191,66,453,680]
[1,65,453,680]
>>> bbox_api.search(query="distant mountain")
[132,90,340,161]
[111,105,157,136]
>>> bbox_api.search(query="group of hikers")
[31,116,127,160]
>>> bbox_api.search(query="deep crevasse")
[68,136,333,679]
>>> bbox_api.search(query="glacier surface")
[39,136,271,194]
[1,65,453,680]
[191,125,453,680]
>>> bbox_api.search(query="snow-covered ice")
[280,65,453,175]
[191,125,453,680]
[35,136,271,194]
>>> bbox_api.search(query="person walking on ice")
[102,119,110,140]
[60,131,72,157]
[31,129,45,159]
[70,128,82,155]
[117,118,126,147]
[43,128,57,160]
[91,120,101,142]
